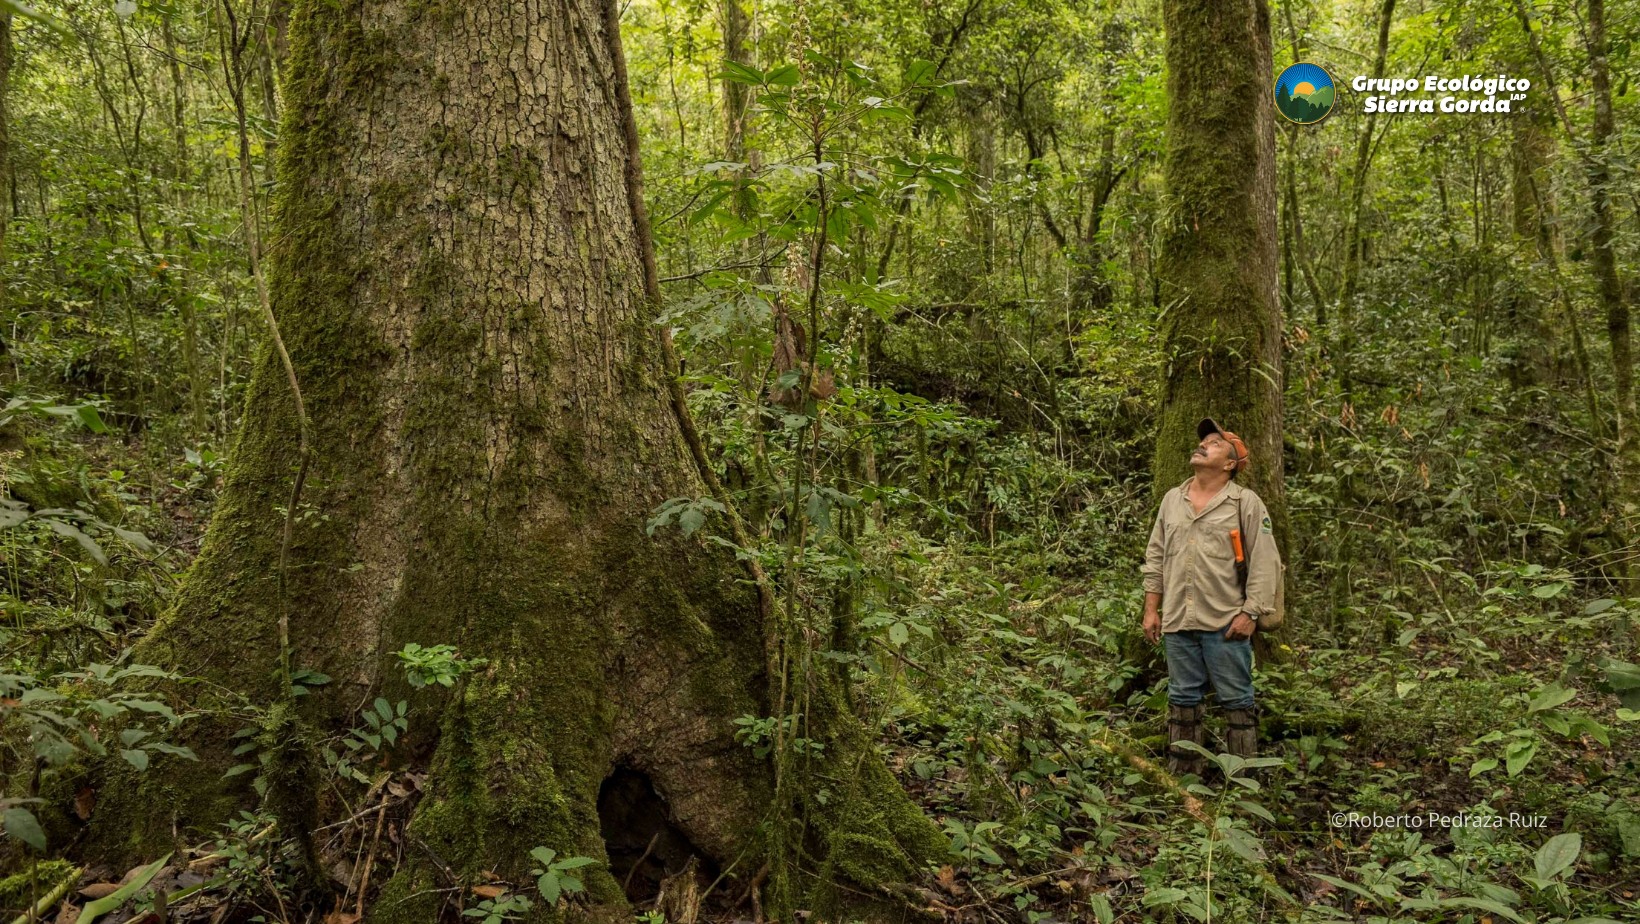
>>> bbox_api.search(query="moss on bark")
[76,0,942,917]
[1154,0,1287,542]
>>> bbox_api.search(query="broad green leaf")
[720,61,765,85]
[678,506,705,536]
[1235,799,1275,823]
[1432,897,1524,923]
[765,64,800,86]
[0,0,66,30]
[1221,825,1264,862]
[2,807,47,851]
[904,58,938,88]
[1534,832,1580,880]
[80,853,172,924]
[1141,887,1189,906]
[75,404,111,433]
[1311,872,1378,904]
[1505,739,1537,776]
[42,517,108,565]
[1528,682,1576,713]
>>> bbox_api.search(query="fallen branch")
[1087,728,1299,907]
[7,865,82,924]
[1088,727,1207,821]
[353,794,391,918]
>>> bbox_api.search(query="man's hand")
[1223,613,1257,640]
[1143,609,1162,645]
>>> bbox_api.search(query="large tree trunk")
[1152,1,1285,541]
[84,0,941,917]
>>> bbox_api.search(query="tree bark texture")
[1584,0,1635,517]
[1,13,11,298]
[83,0,941,916]
[1153,0,1286,537]
[0,13,10,367]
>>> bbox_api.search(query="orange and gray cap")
[1197,418,1249,471]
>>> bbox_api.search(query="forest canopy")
[1,0,1637,922]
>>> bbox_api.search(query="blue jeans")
[1164,630,1255,710]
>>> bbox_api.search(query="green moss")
[73,3,947,921]
[0,859,77,911]
[370,665,625,924]
[366,863,443,924]
[73,706,258,864]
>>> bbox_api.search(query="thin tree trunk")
[1504,104,1556,388]
[1516,0,1631,551]
[1338,0,1396,394]
[722,0,749,169]
[0,13,11,374]
[1584,0,1634,514]
[163,11,209,437]
[1281,125,1325,327]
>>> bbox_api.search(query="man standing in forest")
[1141,419,1281,775]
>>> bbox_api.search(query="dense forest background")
[1,0,1637,922]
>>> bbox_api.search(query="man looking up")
[1140,418,1281,776]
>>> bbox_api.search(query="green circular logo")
[1275,63,1335,125]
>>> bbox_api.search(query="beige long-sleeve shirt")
[1141,477,1281,633]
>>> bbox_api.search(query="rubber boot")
[1167,703,1206,777]
[1225,705,1259,761]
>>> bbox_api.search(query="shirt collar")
[1180,475,1241,516]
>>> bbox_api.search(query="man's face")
[1191,433,1235,474]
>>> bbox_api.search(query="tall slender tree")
[1582,0,1633,515]
[1152,0,1285,534]
[0,12,10,371]
[1515,0,1634,559]
[1338,0,1395,395]
[86,0,942,915]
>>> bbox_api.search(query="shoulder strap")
[1233,492,1250,588]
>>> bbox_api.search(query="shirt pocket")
[1162,520,1183,557]
[1198,509,1240,561]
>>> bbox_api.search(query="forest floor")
[3,422,1638,924]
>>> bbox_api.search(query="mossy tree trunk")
[86,0,941,917]
[1152,0,1286,556]
[1582,0,1635,534]
[1338,0,1395,397]
[1505,102,1558,389]
[1,12,11,368]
